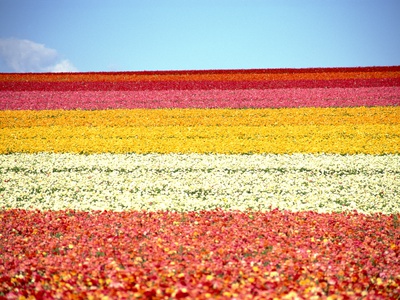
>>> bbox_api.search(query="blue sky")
[0,0,399,72]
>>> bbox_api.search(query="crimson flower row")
[1,78,400,92]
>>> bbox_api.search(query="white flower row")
[0,153,399,214]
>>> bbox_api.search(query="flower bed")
[1,87,400,110]
[1,66,399,299]
[1,209,399,299]
[1,107,399,154]
[1,153,399,214]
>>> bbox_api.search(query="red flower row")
[1,209,399,299]
[1,78,399,92]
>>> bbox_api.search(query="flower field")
[1,66,400,299]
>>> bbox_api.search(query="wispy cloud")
[0,38,78,72]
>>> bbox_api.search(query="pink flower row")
[1,86,399,110]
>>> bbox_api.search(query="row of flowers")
[2,78,399,92]
[1,209,399,299]
[1,153,399,214]
[1,68,399,82]
[1,107,399,154]
[1,87,399,110]
[3,107,398,127]
[2,124,399,154]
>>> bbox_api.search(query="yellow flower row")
[1,107,399,128]
[1,125,398,154]
[1,107,399,154]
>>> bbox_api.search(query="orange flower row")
[1,68,399,82]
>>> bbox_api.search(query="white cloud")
[46,59,78,72]
[0,38,78,72]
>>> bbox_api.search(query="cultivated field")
[1,66,399,299]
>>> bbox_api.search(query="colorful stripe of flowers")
[1,66,400,81]
[1,87,400,109]
[1,66,399,299]
[2,153,399,214]
[1,209,399,299]
[1,107,399,154]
